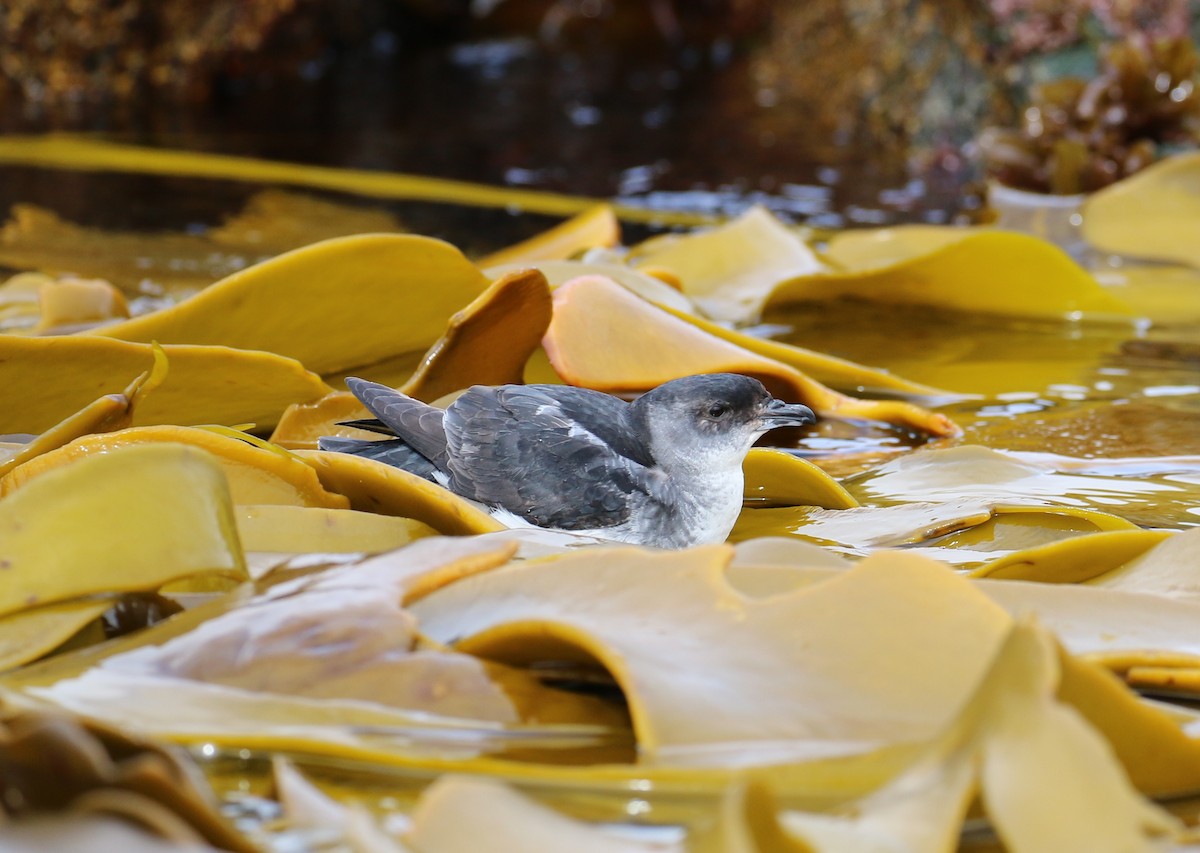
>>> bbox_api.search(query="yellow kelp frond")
[400,268,553,402]
[543,275,959,436]
[98,233,490,376]
[1083,151,1200,268]
[0,442,246,621]
[0,334,331,433]
[1,425,349,508]
[478,204,620,268]
[0,343,167,479]
[767,230,1132,320]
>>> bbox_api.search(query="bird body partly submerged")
[320,374,816,549]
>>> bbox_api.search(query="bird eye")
[707,403,729,418]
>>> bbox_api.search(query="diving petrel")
[319,374,817,549]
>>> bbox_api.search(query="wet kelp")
[0,151,1199,850]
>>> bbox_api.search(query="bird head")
[631,374,817,475]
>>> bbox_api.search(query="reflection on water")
[748,295,1200,542]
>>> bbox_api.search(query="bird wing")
[443,385,663,530]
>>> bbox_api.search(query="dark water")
[0,13,982,252]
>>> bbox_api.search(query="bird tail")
[316,436,441,480]
[342,378,450,467]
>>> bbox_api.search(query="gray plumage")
[319,374,816,548]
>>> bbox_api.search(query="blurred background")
[1,0,1197,246]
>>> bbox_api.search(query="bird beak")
[760,398,817,429]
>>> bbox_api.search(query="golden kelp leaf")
[544,276,959,437]
[1089,526,1200,600]
[0,204,249,297]
[0,599,114,672]
[32,277,130,334]
[295,449,505,536]
[0,271,44,332]
[30,668,632,767]
[484,259,697,314]
[272,759,413,852]
[237,505,435,555]
[1056,648,1200,797]
[979,580,1200,674]
[25,539,630,737]
[1123,666,1200,696]
[655,302,950,397]
[0,335,331,434]
[400,268,553,403]
[83,538,517,716]
[412,546,1012,765]
[969,529,1172,582]
[974,625,1177,851]
[1082,151,1200,268]
[1,426,350,509]
[742,449,859,509]
[630,206,826,322]
[820,225,974,272]
[98,234,490,376]
[694,780,823,852]
[408,775,669,853]
[477,204,620,268]
[0,705,259,853]
[0,443,245,620]
[849,445,1182,515]
[1091,264,1200,324]
[733,499,1134,566]
[0,814,226,853]
[0,343,167,479]
[765,230,1132,319]
[270,391,373,450]
[728,539,853,599]
[206,188,407,251]
[714,632,1187,849]
[0,191,407,299]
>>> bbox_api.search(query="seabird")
[319,374,817,549]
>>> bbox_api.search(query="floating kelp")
[0,443,245,669]
[484,257,696,314]
[270,391,374,450]
[1082,151,1200,269]
[0,343,166,479]
[96,234,488,377]
[407,774,671,852]
[0,146,1197,850]
[29,276,130,334]
[477,204,620,268]
[654,300,950,397]
[399,268,553,403]
[847,445,1195,520]
[766,229,1133,320]
[741,449,858,509]
[0,600,115,673]
[8,539,631,757]
[733,499,1136,565]
[0,190,408,299]
[236,505,436,562]
[1,425,350,509]
[294,449,505,536]
[1090,527,1200,600]
[0,335,331,433]
[413,545,1011,765]
[969,529,1173,582]
[412,544,1200,803]
[543,275,959,437]
[628,206,825,323]
[0,704,257,852]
